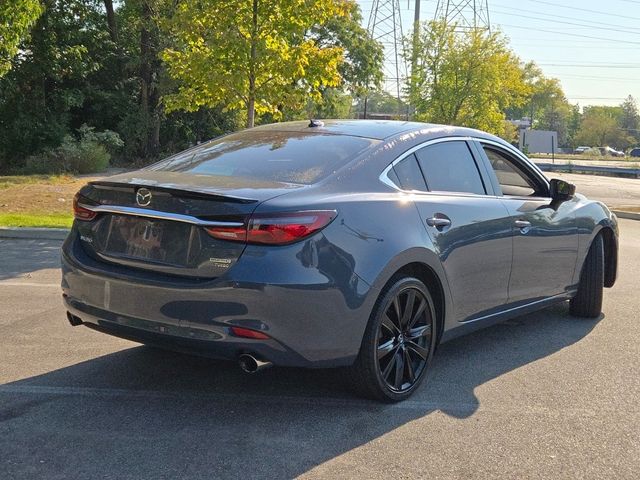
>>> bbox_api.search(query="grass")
[0,173,99,228]
[0,213,73,228]
[0,174,74,189]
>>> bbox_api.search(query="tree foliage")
[408,21,529,136]
[575,105,635,149]
[0,0,43,77]
[162,0,353,127]
[621,95,639,139]
[506,62,579,147]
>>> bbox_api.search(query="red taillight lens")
[205,210,336,246]
[230,326,270,340]
[73,193,97,221]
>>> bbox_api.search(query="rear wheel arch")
[375,262,446,346]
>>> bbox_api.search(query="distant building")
[519,129,558,154]
[509,118,531,130]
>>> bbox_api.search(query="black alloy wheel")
[376,286,433,392]
[350,276,437,402]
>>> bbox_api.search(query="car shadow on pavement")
[0,304,601,479]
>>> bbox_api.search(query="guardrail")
[535,163,640,179]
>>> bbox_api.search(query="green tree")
[162,0,351,128]
[352,89,409,118]
[511,63,576,147]
[306,1,383,119]
[0,0,43,77]
[408,21,529,136]
[0,0,241,171]
[311,1,383,98]
[575,106,630,149]
[620,95,639,143]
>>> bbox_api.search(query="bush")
[24,126,122,174]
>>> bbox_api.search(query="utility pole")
[434,0,491,32]
[366,0,408,119]
[409,0,421,119]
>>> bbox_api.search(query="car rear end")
[61,127,379,368]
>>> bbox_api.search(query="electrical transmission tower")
[366,0,408,117]
[434,0,491,32]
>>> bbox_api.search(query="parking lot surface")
[1,221,639,479]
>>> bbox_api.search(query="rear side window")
[391,154,427,191]
[147,131,378,185]
[415,141,486,195]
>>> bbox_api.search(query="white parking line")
[0,282,59,287]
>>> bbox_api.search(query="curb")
[0,227,69,241]
[611,210,640,221]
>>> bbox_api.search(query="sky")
[356,0,640,109]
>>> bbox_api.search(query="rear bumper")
[61,230,375,367]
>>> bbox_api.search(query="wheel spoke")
[394,350,405,390]
[382,349,398,380]
[400,290,416,329]
[407,324,431,340]
[382,313,401,337]
[392,296,402,325]
[407,298,427,330]
[377,338,396,360]
[404,349,416,383]
[406,340,429,360]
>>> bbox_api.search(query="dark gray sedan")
[61,120,618,402]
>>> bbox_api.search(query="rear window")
[146,131,378,185]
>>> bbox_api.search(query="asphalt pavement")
[552,172,640,210]
[1,221,639,479]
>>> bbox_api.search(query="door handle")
[514,220,531,229]
[426,216,451,228]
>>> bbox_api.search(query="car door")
[389,138,513,323]
[475,141,578,303]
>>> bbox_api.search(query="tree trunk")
[246,0,259,128]
[103,0,118,43]
[139,1,160,157]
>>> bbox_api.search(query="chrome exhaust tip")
[238,354,273,374]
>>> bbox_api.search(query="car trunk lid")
[74,172,304,278]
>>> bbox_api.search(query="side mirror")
[549,178,575,202]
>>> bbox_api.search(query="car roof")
[249,119,438,140]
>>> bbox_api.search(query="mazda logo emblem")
[136,188,152,207]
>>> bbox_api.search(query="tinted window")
[483,146,540,197]
[147,131,378,185]
[391,154,427,191]
[415,141,485,195]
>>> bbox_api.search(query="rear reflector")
[230,326,270,340]
[205,210,336,245]
[73,193,97,221]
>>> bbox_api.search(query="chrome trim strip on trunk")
[78,204,245,227]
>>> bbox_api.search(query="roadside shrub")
[24,126,122,174]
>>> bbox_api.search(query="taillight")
[73,193,97,221]
[205,210,336,245]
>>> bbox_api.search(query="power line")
[566,96,627,100]
[545,73,638,82]
[538,63,640,68]
[498,23,640,45]
[507,0,640,22]
[491,6,640,34]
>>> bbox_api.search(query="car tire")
[570,234,604,318]
[349,276,437,402]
